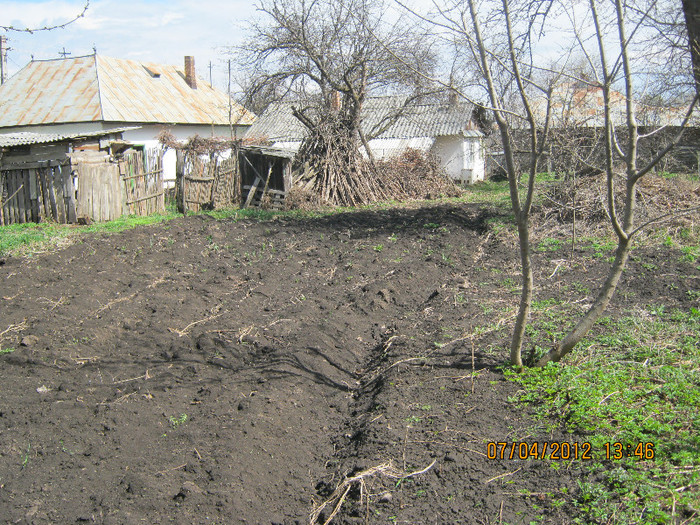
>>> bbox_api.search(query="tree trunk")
[536,236,631,366]
[511,211,534,369]
[683,0,700,94]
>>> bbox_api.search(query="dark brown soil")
[0,202,695,524]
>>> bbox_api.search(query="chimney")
[330,91,341,111]
[184,56,197,89]
[448,89,459,107]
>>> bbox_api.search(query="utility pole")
[58,47,71,58]
[228,58,233,139]
[0,36,8,84]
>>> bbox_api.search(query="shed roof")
[0,127,138,147]
[0,55,256,128]
[245,97,482,143]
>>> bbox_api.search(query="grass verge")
[507,305,700,524]
[0,210,181,257]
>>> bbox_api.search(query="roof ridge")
[29,53,96,63]
[93,54,106,121]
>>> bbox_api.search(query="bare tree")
[399,0,697,367]
[404,0,557,368]
[536,0,698,365]
[237,0,438,204]
[683,0,700,92]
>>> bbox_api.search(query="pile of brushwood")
[287,114,461,208]
[536,171,700,235]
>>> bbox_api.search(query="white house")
[0,54,256,182]
[245,97,485,184]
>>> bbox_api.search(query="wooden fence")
[0,161,76,225]
[0,149,164,226]
[176,151,239,214]
[119,149,164,216]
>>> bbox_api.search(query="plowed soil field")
[0,202,694,524]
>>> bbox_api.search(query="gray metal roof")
[0,127,139,147]
[245,97,482,142]
[0,55,256,128]
[240,145,297,159]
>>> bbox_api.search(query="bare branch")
[1,1,90,33]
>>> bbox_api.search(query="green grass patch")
[507,307,700,524]
[459,178,511,206]
[0,222,69,257]
[0,210,181,257]
[537,237,562,252]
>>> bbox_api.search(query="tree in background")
[401,0,698,367]
[683,0,700,92]
[237,0,438,205]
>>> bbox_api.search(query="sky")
[1,0,259,92]
[1,0,688,102]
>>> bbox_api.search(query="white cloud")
[2,0,256,90]
[161,11,185,26]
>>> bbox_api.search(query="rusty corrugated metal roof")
[0,55,256,128]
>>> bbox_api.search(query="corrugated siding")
[0,127,138,147]
[0,57,103,126]
[245,97,483,142]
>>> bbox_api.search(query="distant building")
[542,83,698,128]
[245,97,485,184]
[0,54,256,181]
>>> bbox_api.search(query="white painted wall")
[366,137,434,159]
[431,135,485,184]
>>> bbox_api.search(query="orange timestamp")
[486,441,656,461]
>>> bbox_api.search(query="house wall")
[366,137,434,159]
[269,135,486,184]
[0,122,250,186]
[431,135,485,184]
[121,124,249,186]
[0,122,248,141]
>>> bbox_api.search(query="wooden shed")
[0,128,164,225]
[239,146,295,209]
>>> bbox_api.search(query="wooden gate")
[176,152,239,214]
[75,161,121,222]
[119,149,164,216]
[0,162,76,225]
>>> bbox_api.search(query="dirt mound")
[1,202,695,523]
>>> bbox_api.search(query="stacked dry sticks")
[291,115,461,208]
[293,114,389,207]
